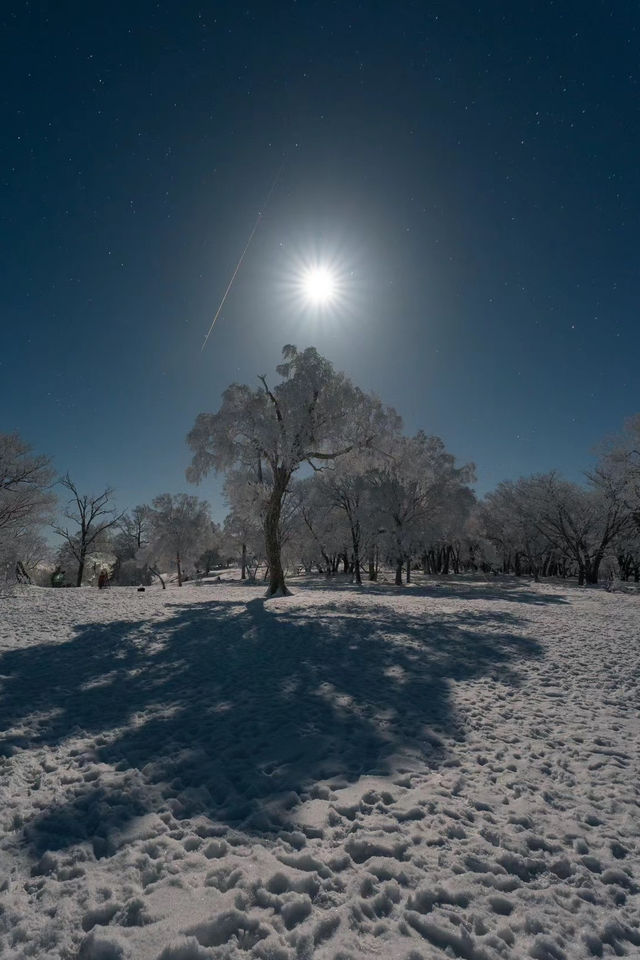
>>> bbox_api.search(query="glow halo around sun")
[276,239,363,323]
[300,266,336,304]
[290,255,350,316]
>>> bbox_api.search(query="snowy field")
[0,576,638,960]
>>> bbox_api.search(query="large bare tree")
[53,475,124,586]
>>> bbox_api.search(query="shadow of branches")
[0,587,543,855]
[294,574,570,605]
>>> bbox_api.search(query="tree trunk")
[618,554,630,581]
[586,554,602,585]
[241,542,247,580]
[368,546,377,581]
[349,521,362,585]
[395,558,403,585]
[15,561,31,584]
[76,554,86,587]
[264,475,290,597]
[406,557,411,584]
[150,566,166,589]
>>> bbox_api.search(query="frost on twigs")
[186,345,399,598]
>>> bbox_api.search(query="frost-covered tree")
[311,451,389,584]
[146,493,213,586]
[417,483,476,575]
[371,432,475,585]
[53,475,124,587]
[610,522,640,582]
[524,473,631,585]
[288,477,351,576]
[222,512,262,580]
[595,414,640,528]
[463,506,501,574]
[480,478,552,580]
[1,527,52,584]
[0,433,55,532]
[0,433,56,579]
[187,345,391,597]
[221,471,266,579]
[196,528,224,576]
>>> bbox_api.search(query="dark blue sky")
[3,1,638,521]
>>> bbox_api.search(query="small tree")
[371,432,475,585]
[116,505,151,556]
[146,493,213,586]
[53,475,124,587]
[312,457,377,584]
[110,506,153,585]
[187,345,391,597]
[221,471,267,579]
[1,528,52,584]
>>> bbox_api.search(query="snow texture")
[0,575,638,958]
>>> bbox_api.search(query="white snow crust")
[0,576,638,959]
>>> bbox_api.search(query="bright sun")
[301,267,336,304]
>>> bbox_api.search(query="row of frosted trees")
[0,436,219,588]
[186,346,640,594]
[215,443,640,591]
[3,347,640,591]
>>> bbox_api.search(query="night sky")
[3,2,638,520]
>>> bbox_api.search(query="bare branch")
[258,375,284,423]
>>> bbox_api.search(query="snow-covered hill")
[0,577,638,959]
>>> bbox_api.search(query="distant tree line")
[0,438,220,589]
[3,348,640,592]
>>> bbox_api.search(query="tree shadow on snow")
[294,574,570,605]
[0,588,543,858]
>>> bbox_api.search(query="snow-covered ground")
[0,576,638,959]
